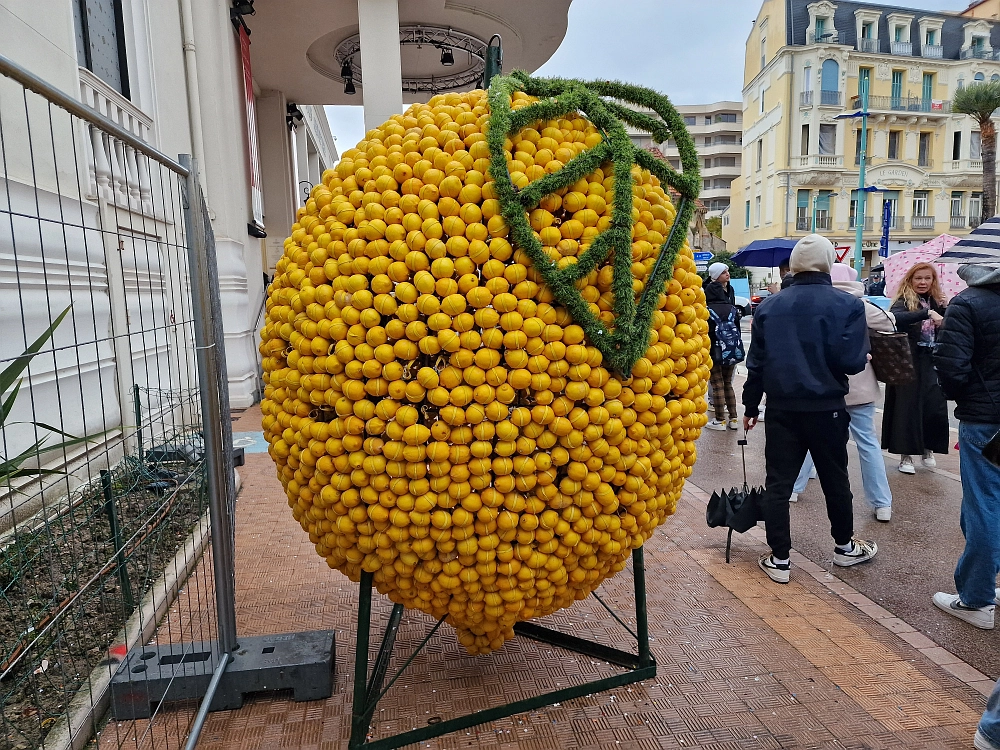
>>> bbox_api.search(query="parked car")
[749,289,771,314]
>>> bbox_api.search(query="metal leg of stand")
[352,546,657,749]
[726,528,733,564]
[633,546,651,669]
[350,572,374,749]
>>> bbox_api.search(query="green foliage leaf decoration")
[486,72,700,374]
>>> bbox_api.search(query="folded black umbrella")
[706,436,765,563]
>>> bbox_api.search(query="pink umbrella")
[883,234,968,301]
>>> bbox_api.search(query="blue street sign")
[879,199,892,258]
[693,252,713,262]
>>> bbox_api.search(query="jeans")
[793,403,892,509]
[761,409,855,560]
[982,678,1000,749]
[954,421,1000,609]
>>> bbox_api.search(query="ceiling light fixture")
[344,78,356,95]
[341,58,353,79]
[440,46,454,66]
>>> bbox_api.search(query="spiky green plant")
[953,81,1000,221]
[1,308,97,484]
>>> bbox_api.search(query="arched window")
[992,73,1000,82]
[821,59,840,104]
[975,72,985,82]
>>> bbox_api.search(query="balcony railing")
[849,216,874,230]
[819,90,843,106]
[793,154,844,167]
[809,31,847,44]
[852,95,951,113]
[947,158,983,171]
[857,38,878,53]
[800,91,814,106]
[911,215,935,230]
[922,44,944,58]
[950,215,967,229]
[814,215,832,230]
[961,46,996,59]
[891,41,913,56]
[971,214,983,229]
[796,217,811,231]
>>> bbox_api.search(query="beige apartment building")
[629,103,742,219]
[725,0,1000,270]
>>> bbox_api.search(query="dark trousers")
[761,409,855,559]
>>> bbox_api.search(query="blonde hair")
[892,262,946,311]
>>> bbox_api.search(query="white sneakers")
[788,492,799,503]
[758,554,790,584]
[932,592,995,630]
[975,729,1000,750]
[833,538,878,567]
[706,418,740,431]
[875,507,891,522]
[899,453,938,472]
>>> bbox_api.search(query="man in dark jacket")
[743,234,877,583]
[931,263,1000,635]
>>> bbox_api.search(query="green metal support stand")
[348,545,656,749]
[101,469,135,611]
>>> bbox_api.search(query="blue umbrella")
[730,239,797,268]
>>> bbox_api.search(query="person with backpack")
[742,235,877,583]
[705,265,744,431]
[788,264,895,522]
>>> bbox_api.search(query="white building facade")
[1,0,337,409]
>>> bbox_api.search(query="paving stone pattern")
[96,407,988,750]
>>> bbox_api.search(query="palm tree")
[953,81,1000,221]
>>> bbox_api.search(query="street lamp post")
[854,75,870,271]
[835,75,871,272]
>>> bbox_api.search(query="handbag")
[865,302,916,386]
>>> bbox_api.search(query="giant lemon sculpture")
[260,74,709,654]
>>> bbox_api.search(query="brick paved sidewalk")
[100,407,990,750]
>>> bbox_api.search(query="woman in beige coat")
[791,264,896,521]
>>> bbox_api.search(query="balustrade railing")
[78,67,155,214]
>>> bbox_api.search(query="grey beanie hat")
[789,234,835,274]
[958,263,1000,287]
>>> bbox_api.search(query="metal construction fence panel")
[0,54,234,750]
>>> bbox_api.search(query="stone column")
[358,0,404,132]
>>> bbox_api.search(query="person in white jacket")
[790,263,896,521]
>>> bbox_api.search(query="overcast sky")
[325,0,971,156]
